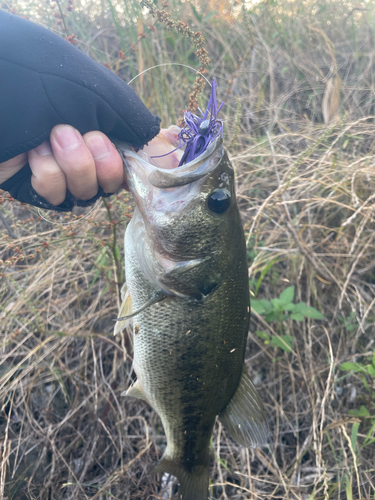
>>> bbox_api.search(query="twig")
[140,0,210,111]
[339,231,375,310]
[0,210,17,238]
[266,131,342,286]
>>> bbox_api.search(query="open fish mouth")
[115,137,224,216]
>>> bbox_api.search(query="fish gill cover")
[152,78,224,166]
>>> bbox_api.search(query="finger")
[83,132,124,193]
[0,153,27,184]
[142,127,183,169]
[50,125,98,200]
[28,142,67,206]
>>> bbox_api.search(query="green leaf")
[293,302,324,319]
[114,245,121,261]
[345,474,353,500]
[265,311,278,323]
[372,350,375,368]
[304,307,324,319]
[254,257,277,296]
[270,335,293,353]
[359,375,370,391]
[349,405,370,417]
[215,454,230,472]
[279,286,295,304]
[251,299,273,315]
[251,300,266,314]
[301,305,324,319]
[363,421,375,447]
[366,364,375,377]
[203,11,218,22]
[271,298,283,310]
[190,3,202,22]
[351,421,359,452]
[339,362,366,373]
[261,299,274,312]
[256,331,270,342]
[283,303,296,312]
[95,246,107,264]
[284,335,294,349]
[291,312,304,321]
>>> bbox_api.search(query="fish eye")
[207,189,231,214]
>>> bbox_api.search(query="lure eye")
[198,119,210,135]
[207,189,231,214]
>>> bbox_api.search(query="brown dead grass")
[1,0,375,499]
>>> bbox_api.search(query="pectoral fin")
[113,283,133,335]
[121,380,150,404]
[120,281,128,301]
[114,290,166,325]
[219,368,268,448]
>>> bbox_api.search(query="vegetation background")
[1,0,375,498]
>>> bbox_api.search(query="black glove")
[0,10,161,211]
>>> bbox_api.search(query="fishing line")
[37,199,100,225]
[128,62,212,86]
[129,63,226,120]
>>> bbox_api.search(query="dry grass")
[1,0,375,498]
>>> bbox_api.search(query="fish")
[114,84,268,500]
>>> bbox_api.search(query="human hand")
[0,126,124,206]
[0,10,160,210]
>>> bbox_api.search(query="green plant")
[338,351,375,464]
[339,351,375,421]
[256,330,294,354]
[338,311,359,333]
[251,285,324,324]
[252,286,324,354]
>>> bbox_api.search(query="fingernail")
[35,142,52,156]
[55,125,81,150]
[86,135,111,160]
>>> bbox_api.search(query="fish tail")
[154,456,209,500]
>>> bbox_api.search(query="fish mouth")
[147,138,223,189]
[115,137,224,214]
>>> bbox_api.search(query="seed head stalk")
[140,0,210,112]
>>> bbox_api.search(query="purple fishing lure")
[151,78,224,166]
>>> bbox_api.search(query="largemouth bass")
[114,88,267,500]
